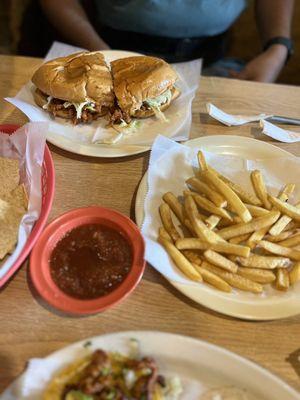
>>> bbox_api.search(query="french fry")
[236,254,291,269]
[158,227,172,242]
[183,195,208,220]
[197,150,208,171]
[246,226,269,250]
[162,192,184,225]
[202,169,252,223]
[289,262,300,285]
[184,218,195,234]
[229,234,251,245]
[205,215,221,230]
[265,230,297,243]
[269,197,300,222]
[192,264,231,292]
[269,215,294,236]
[277,233,300,247]
[203,249,238,272]
[158,226,202,266]
[182,250,202,266]
[283,220,300,232]
[158,236,202,281]
[278,183,295,202]
[207,166,262,206]
[188,192,232,221]
[184,195,224,243]
[201,261,263,293]
[246,184,294,248]
[237,267,276,284]
[258,240,300,261]
[250,170,272,209]
[218,211,280,240]
[186,177,227,207]
[159,203,181,242]
[245,204,269,217]
[176,238,250,258]
[275,268,290,291]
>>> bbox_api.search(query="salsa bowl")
[30,206,145,315]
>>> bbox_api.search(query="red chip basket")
[0,124,55,288]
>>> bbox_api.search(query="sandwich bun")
[32,51,114,106]
[111,56,179,116]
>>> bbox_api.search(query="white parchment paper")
[141,135,300,298]
[0,123,47,279]
[5,42,201,148]
[207,103,272,126]
[260,120,300,143]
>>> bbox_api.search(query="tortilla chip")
[0,156,20,197]
[0,198,25,260]
[43,357,92,400]
[1,184,28,211]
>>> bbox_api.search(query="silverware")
[266,116,300,126]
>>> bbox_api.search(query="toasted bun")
[133,86,180,118]
[111,56,178,116]
[33,89,72,119]
[32,51,114,106]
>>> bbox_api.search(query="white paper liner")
[141,135,300,298]
[0,123,48,279]
[5,41,201,148]
[207,103,272,126]
[260,120,300,143]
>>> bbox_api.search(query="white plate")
[135,135,300,320]
[2,331,299,400]
[44,50,190,158]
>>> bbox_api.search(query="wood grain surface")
[0,55,300,394]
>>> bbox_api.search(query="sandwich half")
[110,56,180,123]
[32,51,114,124]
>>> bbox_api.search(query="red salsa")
[50,224,132,299]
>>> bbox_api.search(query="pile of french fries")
[157,151,300,294]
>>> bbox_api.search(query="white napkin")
[5,41,201,148]
[260,120,300,143]
[207,103,272,126]
[0,123,47,280]
[141,135,300,297]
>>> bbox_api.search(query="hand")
[230,45,288,83]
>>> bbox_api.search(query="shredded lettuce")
[113,120,141,135]
[162,376,183,400]
[63,101,95,119]
[42,96,53,110]
[145,89,172,108]
[144,89,172,122]
[148,105,168,122]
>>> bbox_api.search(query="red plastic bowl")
[0,124,55,288]
[29,206,145,315]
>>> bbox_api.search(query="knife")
[265,115,300,126]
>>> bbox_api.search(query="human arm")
[232,0,294,82]
[40,0,110,50]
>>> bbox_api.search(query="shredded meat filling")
[39,91,107,124]
[63,350,159,400]
[108,103,131,125]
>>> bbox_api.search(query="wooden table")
[1,55,300,394]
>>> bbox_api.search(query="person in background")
[21,0,294,82]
